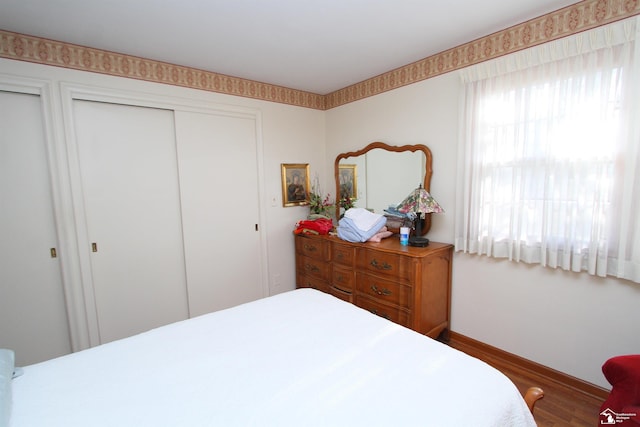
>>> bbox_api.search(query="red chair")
[601,355,640,426]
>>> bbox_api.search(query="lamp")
[397,184,444,247]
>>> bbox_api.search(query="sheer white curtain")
[456,17,640,283]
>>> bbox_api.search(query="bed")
[3,288,536,426]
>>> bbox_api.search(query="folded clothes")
[344,208,384,232]
[337,215,387,243]
[294,218,333,235]
[367,227,394,243]
[383,207,406,217]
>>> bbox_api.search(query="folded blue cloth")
[337,215,387,242]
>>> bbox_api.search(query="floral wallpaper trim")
[0,0,638,111]
[325,0,640,109]
[0,30,325,110]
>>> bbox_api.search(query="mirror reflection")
[339,150,424,213]
[334,142,433,228]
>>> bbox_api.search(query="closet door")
[73,100,188,344]
[0,90,72,365]
[175,110,264,316]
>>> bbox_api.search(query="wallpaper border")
[1,0,638,111]
[326,0,640,109]
[0,31,325,110]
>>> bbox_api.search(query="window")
[456,17,640,283]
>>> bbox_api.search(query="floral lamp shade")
[396,185,443,247]
[397,185,444,215]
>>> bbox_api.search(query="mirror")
[334,142,433,231]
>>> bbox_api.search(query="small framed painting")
[339,164,357,199]
[281,163,310,207]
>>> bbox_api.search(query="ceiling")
[0,0,577,95]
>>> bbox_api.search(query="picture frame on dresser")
[281,163,310,207]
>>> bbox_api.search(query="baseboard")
[448,331,609,401]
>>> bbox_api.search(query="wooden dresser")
[295,233,453,340]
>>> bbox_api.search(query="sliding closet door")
[0,90,72,365]
[73,100,188,344]
[175,110,264,316]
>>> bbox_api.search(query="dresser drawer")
[296,254,329,281]
[329,285,353,303]
[332,265,355,292]
[356,248,412,283]
[296,272,330,293]
[295,233,453,340]
[356,272,411,309]
[331,242,355,267]
[355,295,409,327]
[295,236,329,261]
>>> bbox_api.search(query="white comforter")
[11,289,536,426]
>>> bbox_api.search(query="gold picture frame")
[281,163,310,207]
[338,164,357,200]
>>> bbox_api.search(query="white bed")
[5,289,536,426]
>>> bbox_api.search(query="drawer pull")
[370,259,392,270]
[336,274,344,282]
[333,285,350,294]
[305,263,320,273]
[371,285,392,296]
[303,244,318,252]
[369,309,390,320]
[336,252,344,259]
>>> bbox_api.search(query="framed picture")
[339,164,357,200]
[281,163,310,207]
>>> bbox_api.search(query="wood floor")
[447,333,608,426]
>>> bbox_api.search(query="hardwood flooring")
[496,358,603,426]
[447,333,608,426]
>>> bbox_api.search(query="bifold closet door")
[0,90,72,365]
[73,100,188,344]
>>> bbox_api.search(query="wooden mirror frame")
[334,142,434,231]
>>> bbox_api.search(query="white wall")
[325,71,640,389]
